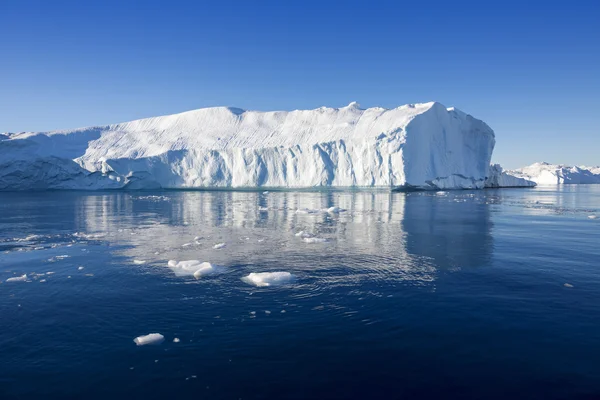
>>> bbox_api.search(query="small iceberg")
[242,271,295,287]
[133,333,165,346]
[6,274,27,283]
[167,260,220,278]
[588,215,597,220]
[213,243,226,250]
[325,206,344,214]
[133,260,146,265]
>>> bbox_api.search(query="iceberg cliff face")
[0,102,497,191]
[510,162,600,185]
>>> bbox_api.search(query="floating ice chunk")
[193,263,217,278]
[78,266,85,270]
[564,283,574,288]
[173,338,180,343]
[213,243,226,250]
[258,206,269,211]
[167,260,221,278]
[46,272,55,275]
[133,260,146,265]
[133,333,165,346]
[436,191,448,196]
[325,206,344,214]
[588,215,597,220]
[6,274,27,282]
[295,231,313,238]
[242,272,295,287]
[303,237,327,244]
[262,191,269,194]
[181,243,193,248]
[40,279,46,283]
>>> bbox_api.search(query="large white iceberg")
[508,162,600,185]
[0,102,500,190]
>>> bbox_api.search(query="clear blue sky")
[1,0,598,169]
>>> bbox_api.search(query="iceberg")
[133,333,165,346]
[167,260,220,278]
[508,162,600,185]
[242,272,295,287]
[6,274,27,283]
[485,164,536,188]
[0,102,499,190]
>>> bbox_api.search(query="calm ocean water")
[1,186,599,399]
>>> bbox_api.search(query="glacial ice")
[508,162,600,185]
[242,272,295,287]
[484,164,536,188]
[0,102,503,191]
[133,333,165,346]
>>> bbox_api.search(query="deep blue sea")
[1,186,600,399]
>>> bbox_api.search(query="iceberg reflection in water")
[1,187,600,400]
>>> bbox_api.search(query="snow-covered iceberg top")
[1,102,498,190]
[509,162,600,185]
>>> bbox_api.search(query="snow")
[6,274,27,282]
[509,162,600,185]
[242,272,295,287]
[167,260,220,278]
[133,333,165,346]
[0,102,498,190]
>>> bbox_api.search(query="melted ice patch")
[242,272,295,287]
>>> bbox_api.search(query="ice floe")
[6,274,27,282]
[242,272,295,287]
[167,260,221,278]
[212,243,226,250]
[133,260,146,265]
[133,333,165,346]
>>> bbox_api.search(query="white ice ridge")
[133,333,165,346]
[0,102,500,190]
[167,260,220,278]
[508,162,600,185]
[242,272,295,287]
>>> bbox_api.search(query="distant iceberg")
[485,164,536,188]
[0,102,506,190]
[508,162,600,185]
